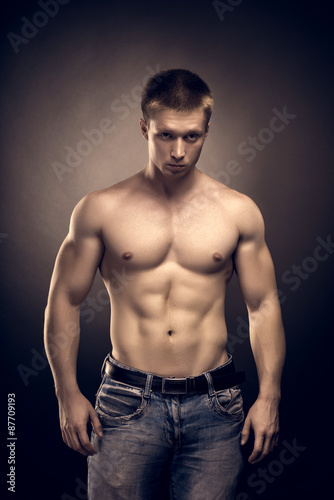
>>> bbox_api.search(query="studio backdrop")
[1,0,333,499]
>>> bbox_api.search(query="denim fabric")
[87,355,244,500]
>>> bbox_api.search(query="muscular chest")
[101,198,239,275]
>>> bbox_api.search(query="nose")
[171,138,185,160]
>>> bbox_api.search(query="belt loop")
[100,353,110,378]
[144,373,154,398]
[204,372,215,396]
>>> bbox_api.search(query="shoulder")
[202,175,265,240]
[203,174,261,213]
[69,186,117,236]
[74,174,139,212]
[70,189,106,228]
[69,174,140,233]
[226,190,265,242]
[68,191,104,238]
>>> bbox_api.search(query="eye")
[186,134,199,141]
[160,133,172,139]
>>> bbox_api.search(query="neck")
[143,162,201,199]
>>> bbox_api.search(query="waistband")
[102,354,245,395]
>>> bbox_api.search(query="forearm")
[248,300,286,401]
[44,296,82,397]
[44,295,103,456]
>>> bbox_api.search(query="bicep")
[48,197,105,307]
[234,239,277,311]
[233,199,278,311]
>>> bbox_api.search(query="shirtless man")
[44,69,285,500]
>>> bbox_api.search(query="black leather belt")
[104,359,245,395]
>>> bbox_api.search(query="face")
[140,108,210,179]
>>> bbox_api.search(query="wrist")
[257,378,281,402]
[257,391,281,404]
[55,383,81,400]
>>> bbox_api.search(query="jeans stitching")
[96,380,152,425]
[205,390,244,421]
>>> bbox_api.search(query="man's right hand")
[57,391,103,456]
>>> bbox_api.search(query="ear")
[139,118,149,140]
[205,121,211,138]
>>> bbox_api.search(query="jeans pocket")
[96,377,149,426]
[95,374,107,399]
[210,387,244,420]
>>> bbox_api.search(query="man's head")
[140,69,213,179]
[141,68,213,127]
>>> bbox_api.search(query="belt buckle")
[162,377,188,394]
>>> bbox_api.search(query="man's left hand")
[241,397,280,464]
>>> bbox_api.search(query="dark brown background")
[1,0,333,498]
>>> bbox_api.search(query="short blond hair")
[141,68,213,126]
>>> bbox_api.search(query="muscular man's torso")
[96,169,243,377]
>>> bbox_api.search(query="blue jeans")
[88,355,244,500]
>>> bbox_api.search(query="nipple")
[122,251,133,260]
[212,252,223,262]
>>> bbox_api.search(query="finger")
[72,432,91,456]
[90,408,103,438]
[73,438,90,456]
[248,433,264,464]
[252,434,272,464]
[270,433,277,452]
[63,423,90,456]
[271,430,279,451]
[77,428,98,456]
[241,417,251,446]
[61,428,70,448]
[63,427,83,454]
[275,428,279,446]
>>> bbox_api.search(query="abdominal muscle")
[103,266,230,378]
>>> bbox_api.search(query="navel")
[167,330,173,336]
[212,252,223,262]
[122,251,133,260]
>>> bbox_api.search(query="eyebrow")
[156,128,203,135]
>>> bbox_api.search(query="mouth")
[168,163,186,168]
